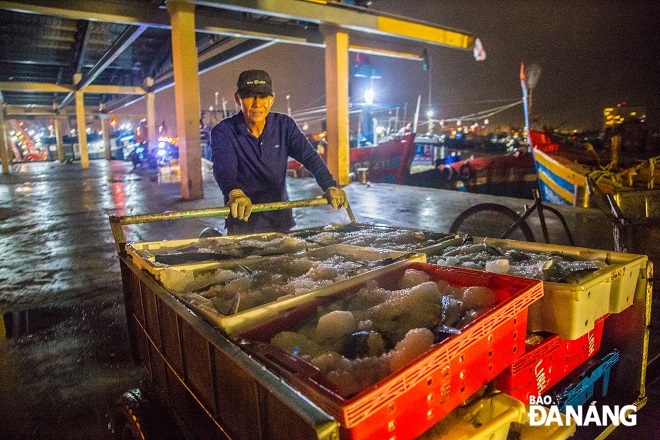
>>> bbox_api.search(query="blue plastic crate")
[548,349,620,412]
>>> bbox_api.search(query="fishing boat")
[445,151,537,198]
[288,132,418,184]
[403,147,537,199]
[530,129,660,207]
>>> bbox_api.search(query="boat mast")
[520,62,530,143]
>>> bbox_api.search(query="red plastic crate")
[239,262,543,440]
[494,314,607,403]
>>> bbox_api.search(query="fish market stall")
[109,198,651,440]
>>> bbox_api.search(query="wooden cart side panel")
[120,261,142,363]
[181,318,217,414]
[166,361,229,440]
[142,281,161,348]
[261,388,337,440]
[149,338,168,393]
[213,347,264,440]
[134,319,152,381]
[159,301,184,373]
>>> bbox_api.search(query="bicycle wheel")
[449,203,536,242]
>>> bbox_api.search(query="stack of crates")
[414,236,648,439]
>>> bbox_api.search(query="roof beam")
[197,39,277,75]
[145,36,173,79]
[106,38,275,112]
[0,82,73,93]
[0,0,171,27]
[0,0,474,50]
[71,20,91,73]
[197,0,474,50]
[347,33,423,60]
[0,0,321,43]
[0,81,146,95]
[3,106,146,119]
[57,24,149,109]
[194,10,321,43]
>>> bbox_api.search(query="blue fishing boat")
[532,146,590,207]
[531,130,660,207]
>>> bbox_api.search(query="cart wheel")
[449,203,536,242]
[112,389,182,440]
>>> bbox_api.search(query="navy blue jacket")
[211,111,337,232]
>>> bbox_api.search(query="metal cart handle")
[109,197,356,253]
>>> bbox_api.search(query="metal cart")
[109,198,651,440]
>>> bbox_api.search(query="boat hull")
[288,133,417,184]
[450,152,537,198]
[532,148,589,207]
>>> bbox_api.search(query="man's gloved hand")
[323,186,348,210]
[227,189,252,221]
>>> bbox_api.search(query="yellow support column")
[145,78,158,150]
[0,108,9,174]
[167,0,203,200]
[75,90,89,169]
[73,73,89,169]
[54,118,65,162]
[322,26,350,186]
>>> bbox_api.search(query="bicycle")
[449,188,575,245]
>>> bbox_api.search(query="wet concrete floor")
[0,159,656,439]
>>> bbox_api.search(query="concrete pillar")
[167,0,203,200]
[322,26,350,186]
[74,74,89,169]
[145,77,158,150]
[0,109,8,174]
[102,118,111,160]
[54,118,65,162]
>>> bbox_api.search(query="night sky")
[135,0,659,134]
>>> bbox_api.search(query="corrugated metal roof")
[0,2,318,111]
[0,0,472,114]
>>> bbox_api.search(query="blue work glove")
[227,189,252,221]
[323,186,348,210]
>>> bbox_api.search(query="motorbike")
[128,142,150,167]
[147,139,179,168]
[128,139,179,168]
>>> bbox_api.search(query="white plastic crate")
[125,232,310,279]
[168,244,426,335]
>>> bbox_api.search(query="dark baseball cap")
[236,70,273,97]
